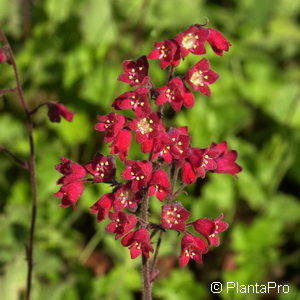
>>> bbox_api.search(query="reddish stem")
[29,101,56,115]
[140,192,152,300]
[150,230,163,278]
[0,87,17,97]
[0,29,38,300]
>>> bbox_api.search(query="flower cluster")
[54,24,241,268]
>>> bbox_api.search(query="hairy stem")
[171,183,188,201]
[168,65,175,81]
[150,230,163,277]
[140,193,152,300]
[172,165,180,192]
[0,29,38,300]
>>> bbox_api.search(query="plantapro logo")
[210,281,290,294]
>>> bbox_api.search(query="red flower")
[192,214,228,246]
[161,203,190,231]
[106,212,137,239]
[121,160,152,192]
[181,147,216,183]
[151,127,190,164]
[150,131,171,162]
[148,39,181,69]
[193,142,242,178]
[121,228,153,259]
[112,87,151,115]
[113,183,142,212]
[179,233,208,267]
[47,103,74,123]
[181,142,241,183]
[129,112,164,153]
[55,157,87,184]
[0,48,8,64]
[148,170,171,201]
[181,160,197,184]
[110,129,132,161]
[85,153,115,182]
[118,56,149,86]
[54,181,84,208]
[167,127,191,161]
[210,142,242,176]
[156,77,195,112]
[207,28,231,56]
[54,158,86,208]
[175,25,209,57]
[90,193,114,222]
[95,112,126,143]
[186,58,219,96]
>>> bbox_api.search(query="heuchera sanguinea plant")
[54,24,241,300]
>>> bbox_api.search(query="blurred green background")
[0,0,300,299]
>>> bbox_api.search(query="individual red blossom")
[47,103,74,123]
[148,170,171,201]
[0,48,8,64]
[90,193,114,222]
[207,28,231,56]
[128,112,164,153]
[181,161,197,184]
[106,212,137,239]
[121,160,152,192]
[175,25,209,57]
[191,142,241,179]
[181,147,216,183]
[179,233,208,267]
[118,56,149,86]
[113,183,143,212]
[181,142,241,183]
[55,157,87,185]
[210,142,242,176]
[167,127,191,161]
[148,39,181,69]
[156,77,194,112]
[95,112,126,143]
[109,129,132,161]
[54,181,84,208]
[186,58,219,96]
[191,147,217,178]
[151,127,190,164]
[192,214,229,246]
[150,131,172,162]
[84,153,115,183]
[121,228,154,259]
[161,203,190,231]
[112,87,151,115]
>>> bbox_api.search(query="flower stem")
[0,29,38,300]
[29,101,56,115]
[171,183,188,201]
[150,230,163,277]
[168,65,175,81]
[0,87,17,97]
[140,193,152,300]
